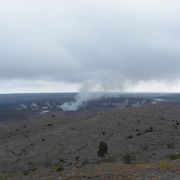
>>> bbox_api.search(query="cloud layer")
[0,0,180,92]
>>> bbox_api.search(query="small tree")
[97,141,108,160]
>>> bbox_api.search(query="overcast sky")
[0,0,180,93]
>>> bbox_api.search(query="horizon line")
[0,91,180,95]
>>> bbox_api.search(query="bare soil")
[0,104,180,179]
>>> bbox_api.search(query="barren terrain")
[0,104,180,179]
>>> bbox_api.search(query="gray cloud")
[0,0,180,92]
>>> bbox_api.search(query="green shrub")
[167,143,174,149]
[105,155,115,162]
[136,132,142,136]
[142,145,148,151]
[75,156,79,162]
[82,158,88,166]
[169,153,180,160]
[144,126,154,133]
[59,159,66,163]
[23,171,29,176]
[97,141,108,159]
[127,135,133,139]
[0,176,9,180]
[55,164,64,172]
[159,161,172,170]
[123,154,131,164]
[54,158,65,172]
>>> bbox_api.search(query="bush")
[169,153,180,160]
[75,156,80,162]
[55,158,65,172]
[123,154,131,164]
[0,176,9,180]
[142,145,148,151]
[136,132,142,136]
[144,126,154,134]
[55,164,64,172]
[167,143,174,149]
[159,161,172,170]
[127,135,133,139]
[82,158,88,166]
[23,171,29,176]
[97,141,108,160]
[105,155,115,162]
[59,159,66,163]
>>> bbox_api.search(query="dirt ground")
[0,104,180,179]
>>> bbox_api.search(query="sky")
[0,0,180,93]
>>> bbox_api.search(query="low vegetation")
[159,161,172,170]
[169,153,180,160]
[0,176,9,180]
[97,141,109,160]
[144,126,154,134]
[123,154,132,164]
[54,158,66,172]
[127,135,133,139]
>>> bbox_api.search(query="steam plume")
[60,80,122,111]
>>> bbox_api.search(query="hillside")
[0,104,180,179]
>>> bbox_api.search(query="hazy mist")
[0,0,180,93]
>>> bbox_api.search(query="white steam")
[60,80,123,111]
[60,92,106,111]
